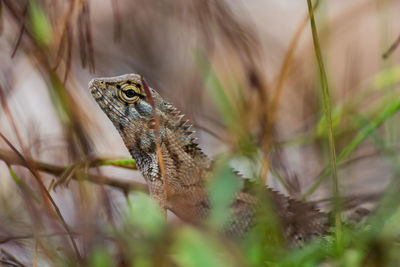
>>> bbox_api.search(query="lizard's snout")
[88,79,104,94]
[88,78,97,89]
[88,79,104,99]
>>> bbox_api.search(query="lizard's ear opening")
[146,118,156,129]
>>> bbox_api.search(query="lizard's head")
[89,73,164,152]
[89,73,196,169]
[89,73,154,128]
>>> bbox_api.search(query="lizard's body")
[89,74,328,244]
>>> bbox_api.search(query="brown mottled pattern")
[89,73,329,245]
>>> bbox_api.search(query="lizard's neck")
[132,111,214,221]
[122,112,212,182]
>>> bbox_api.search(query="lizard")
[88,73,328,245]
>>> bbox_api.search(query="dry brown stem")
[0,148,148,193]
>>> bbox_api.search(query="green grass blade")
[194,51,238,131]
[303,98,400,199]
[306,0,341,245]
[8,165,41,204]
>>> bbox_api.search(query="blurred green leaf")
[241,186,286,265]
[371,66,400,90]
[29,1,52,46]
[8,165,40,204]
[207,158,240,229]
[342,249,363,267]
[172,227,233,267]
[195,51,238,130]
[125,192,165,236]
[278,239,327,266]
[89,248,113,267]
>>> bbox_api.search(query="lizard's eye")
[117,85,141,103]
[125,89,136,98]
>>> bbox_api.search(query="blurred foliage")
[1,0,400,266]
[28,0,52,46]
[207,158,240,230]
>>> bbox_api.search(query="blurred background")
[1,0,400,266]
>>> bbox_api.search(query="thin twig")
[0,260,24,267]
[259,0,321,186]
[1,249,26,267]
[269,0,321,131]
[0,148,147,193]
[0,133,82,259]
[82,0,95,72]
[10,4,28,58]
[383,32,400,59]
[0,231,80,245]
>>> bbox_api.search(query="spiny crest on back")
[159,98,206,159]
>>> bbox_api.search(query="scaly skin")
[89,73,328,244]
